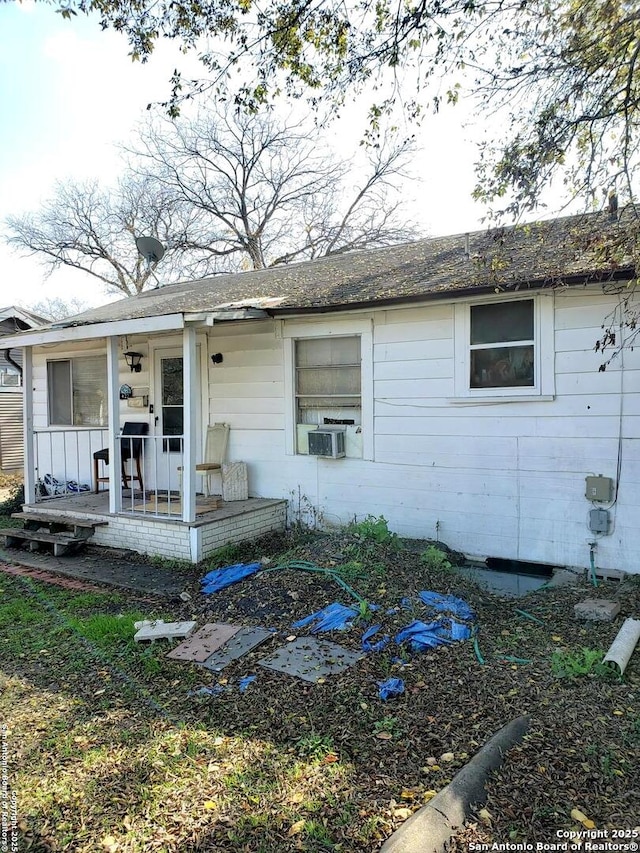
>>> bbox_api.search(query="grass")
[66,612,149,647]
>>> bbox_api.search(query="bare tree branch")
[128,104,419,272]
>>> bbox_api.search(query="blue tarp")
[292,602,358,633]
[200,562,263,594]
[450,620,472,641]
[418,591,476,622]
[377,677,405,700]
[395,619,455,651]
[362,624,391,652]
[238,675,257,692]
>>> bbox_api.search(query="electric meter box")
[585,476,613,502]
[589,508,610,534]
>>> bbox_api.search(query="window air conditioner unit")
[308,427,346,458]
[0,373,19,387]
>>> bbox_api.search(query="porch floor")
[29,491,282,528]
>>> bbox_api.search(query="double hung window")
[454,296,553,399]
[469,299,535,389]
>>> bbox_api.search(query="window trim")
[453,293,555,401]
[281,317,373,459]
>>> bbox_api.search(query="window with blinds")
[295,336,361,427]
[47,357,108,426]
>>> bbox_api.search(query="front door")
[153,347,202,490]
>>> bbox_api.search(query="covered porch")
[7,308,287,562]
[18,490,287,563]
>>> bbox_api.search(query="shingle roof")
[57,208,638,328]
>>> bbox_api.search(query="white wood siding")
[203,291,639,574]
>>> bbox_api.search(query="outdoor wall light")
[211,353,224,365]
[124,351,144,373]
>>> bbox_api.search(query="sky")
[0,2,514,315]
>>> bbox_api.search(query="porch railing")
[34,428,108,500]
[32,429,193,519]
[119,434,185,518]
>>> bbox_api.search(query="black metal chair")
[93,422,149,494]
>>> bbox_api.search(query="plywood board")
[258,636,363,683]
[201,627,273,672]
[166,623,241,662]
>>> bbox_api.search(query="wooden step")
[4,528,85,557]
[12,512,108,528]
[5,513,108,557]
[11,512,107,539]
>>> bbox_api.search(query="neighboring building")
[0,306,48,471]
[1,210,638,571]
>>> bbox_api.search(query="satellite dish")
[136,236,166,265]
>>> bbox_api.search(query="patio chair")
[178,422,230,497]
[93,421,149,494]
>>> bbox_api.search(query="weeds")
[550,647,610,679]
[289,487,323,530]
[420,545,454,573]
[356,599,375,623]
[343,516,397,577]
[0,482,24,517]
[347,515,397,546]
[296,733,335,760]
[206,542,246,569]
[373,716,399,737]
[148,554,193,571]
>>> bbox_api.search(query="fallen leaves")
[288,819,306,836]
[571,808,596,830]
[392,807,413,820]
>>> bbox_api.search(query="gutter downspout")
[4,349,22,380]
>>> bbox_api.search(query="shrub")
[0,482,24,517]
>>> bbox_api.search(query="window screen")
[295,337,361,425]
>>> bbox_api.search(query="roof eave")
[0,312,186,349]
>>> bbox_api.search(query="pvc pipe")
[602,618,640,675]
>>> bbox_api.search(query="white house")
[2,210,638,572]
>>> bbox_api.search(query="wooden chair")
[93,422,149,494]
[178,423,230,497]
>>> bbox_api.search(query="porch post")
[106,336,122,514]
[22,347,36,504]
[182,325,197,523]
